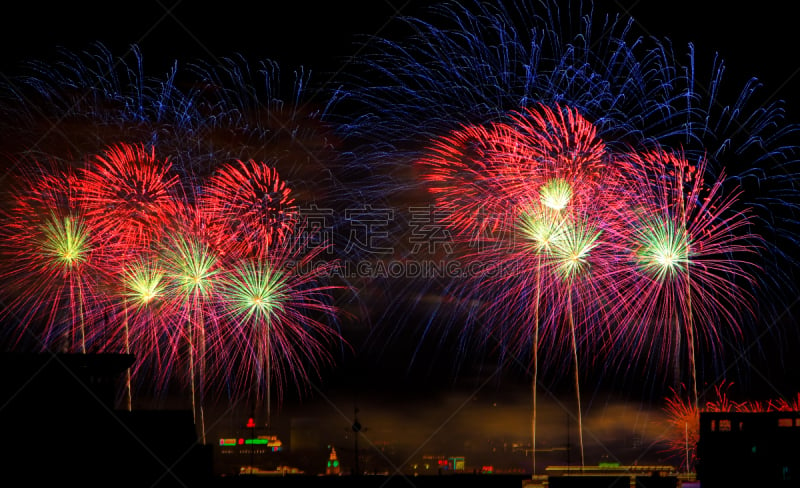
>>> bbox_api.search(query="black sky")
[3,2,798,113]
[1,2,797,94]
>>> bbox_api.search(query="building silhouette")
[697,410,800,487]
[0,352,211,487]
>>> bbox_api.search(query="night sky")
[2,0,800,474]
[3,2,799,106]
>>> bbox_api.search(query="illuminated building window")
[778,418,793,427]
[711,420,716,431]
[795,418,800,427]
[719,419,731,432]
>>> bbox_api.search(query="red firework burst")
[414,103,610,243]
[202,159,298,257]
[662,381,761,471]
[76,142,180,254]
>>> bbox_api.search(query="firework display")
[0,162,106,353]
[328,0,800,362]
[0,41,359,424]
[414,103,633,467]
[0,1,798,477]
[411,99,768,470]
[0,145,346,423]
[326,0,799,470]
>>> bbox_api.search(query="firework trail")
[104,254,173,407]
[72,141,182,408]
[202,158,294,428]
[155,202,225,438]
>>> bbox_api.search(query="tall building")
[326,446,341,475]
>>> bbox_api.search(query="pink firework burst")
[0,161,107,353]
[609,148,761,406]
[211,238,347,415]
